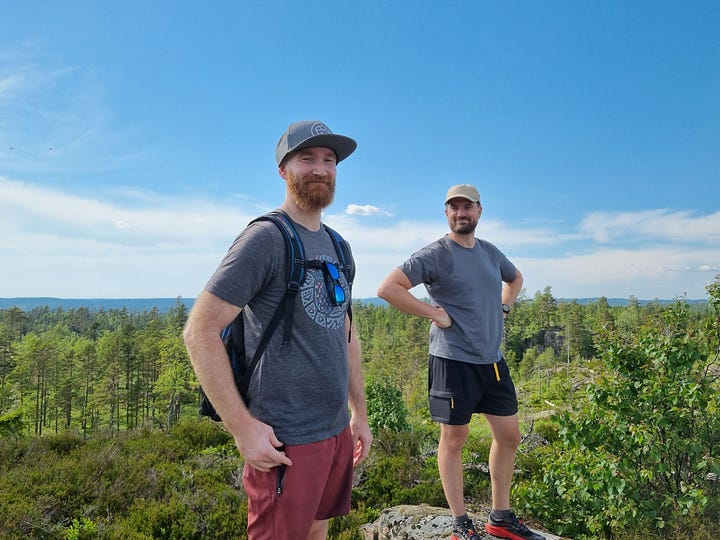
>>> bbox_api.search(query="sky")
[1,1,719,301]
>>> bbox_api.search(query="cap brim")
[292,134,357,163]
[445,196,479,204]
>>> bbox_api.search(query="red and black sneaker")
[485,512,546,540]
[450,517,481,540]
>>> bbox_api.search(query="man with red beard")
[184,121,372,540]
[378,185,544,540]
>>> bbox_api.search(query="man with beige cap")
[378,184,543,540]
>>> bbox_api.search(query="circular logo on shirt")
[300,256,346,330]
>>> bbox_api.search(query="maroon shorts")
[243,426,353,539]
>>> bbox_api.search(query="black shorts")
[428,355,518,425]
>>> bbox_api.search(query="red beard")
[286,170,336,212]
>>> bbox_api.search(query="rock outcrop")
[360,504,566,540]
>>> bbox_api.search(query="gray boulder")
[360,504,566,540]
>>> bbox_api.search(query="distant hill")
[360,297,708,307]
[0,296,707,312]
[0,297,384,312]
[558,297,707,306]
[0,297,195,313]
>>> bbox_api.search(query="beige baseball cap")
[444,184,481,204]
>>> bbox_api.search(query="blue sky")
[1,1,718,300]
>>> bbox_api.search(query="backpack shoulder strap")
[210,211,306,414]
[252,211,306,290]
[322,223,354,284]
[249,210,305,355]
[322,223,354,341]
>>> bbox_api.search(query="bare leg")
[307,519,328,540]
[438,423,470,516]
[483,413,521,510]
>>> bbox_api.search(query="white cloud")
[1,177,718,300]
[0,73,25,100]
[517,247,720,300]
[0,177,252,243]
[301,208,720,300]
[0,177,255,297]
[345,204,394,217]
[579,210,720,245]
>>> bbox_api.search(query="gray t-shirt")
[400,235,517,365]
[205,214,353,445]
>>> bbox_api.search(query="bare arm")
[183,290,291,471]
[376,267,452,327]
[346,315,372,466]
[502,268,524,308]
[501,268,524,319]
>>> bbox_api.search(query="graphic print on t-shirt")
[299,255,347,330]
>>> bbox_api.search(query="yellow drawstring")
[493,363,500,381]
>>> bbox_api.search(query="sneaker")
[485,512,546,540]
[450,517,482,540]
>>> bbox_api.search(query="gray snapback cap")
[275,120,357,165]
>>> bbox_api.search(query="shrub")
[169,417,232,450]
[353,429,443,509]
[365,380,411,434]
[0,409,25,436]
[519,300,720,539]
[533,417,559,443]
[64,517,97,540]
[43,430,86,455]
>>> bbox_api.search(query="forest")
[1,278,719,540]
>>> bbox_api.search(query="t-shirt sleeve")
[399,242,442,289]
[498,249,517,283]
[204,222,285,308]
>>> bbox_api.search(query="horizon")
[0,294,709,304]
[0,295,709,319]
[2,2,718,301]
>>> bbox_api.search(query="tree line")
[0,303,193,437]
[1,281,719,539]
[0,290,711,439]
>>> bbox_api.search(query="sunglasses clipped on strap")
[323,261,346,306]
[304,259,348,307]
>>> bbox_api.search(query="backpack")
[199,210,354,421]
